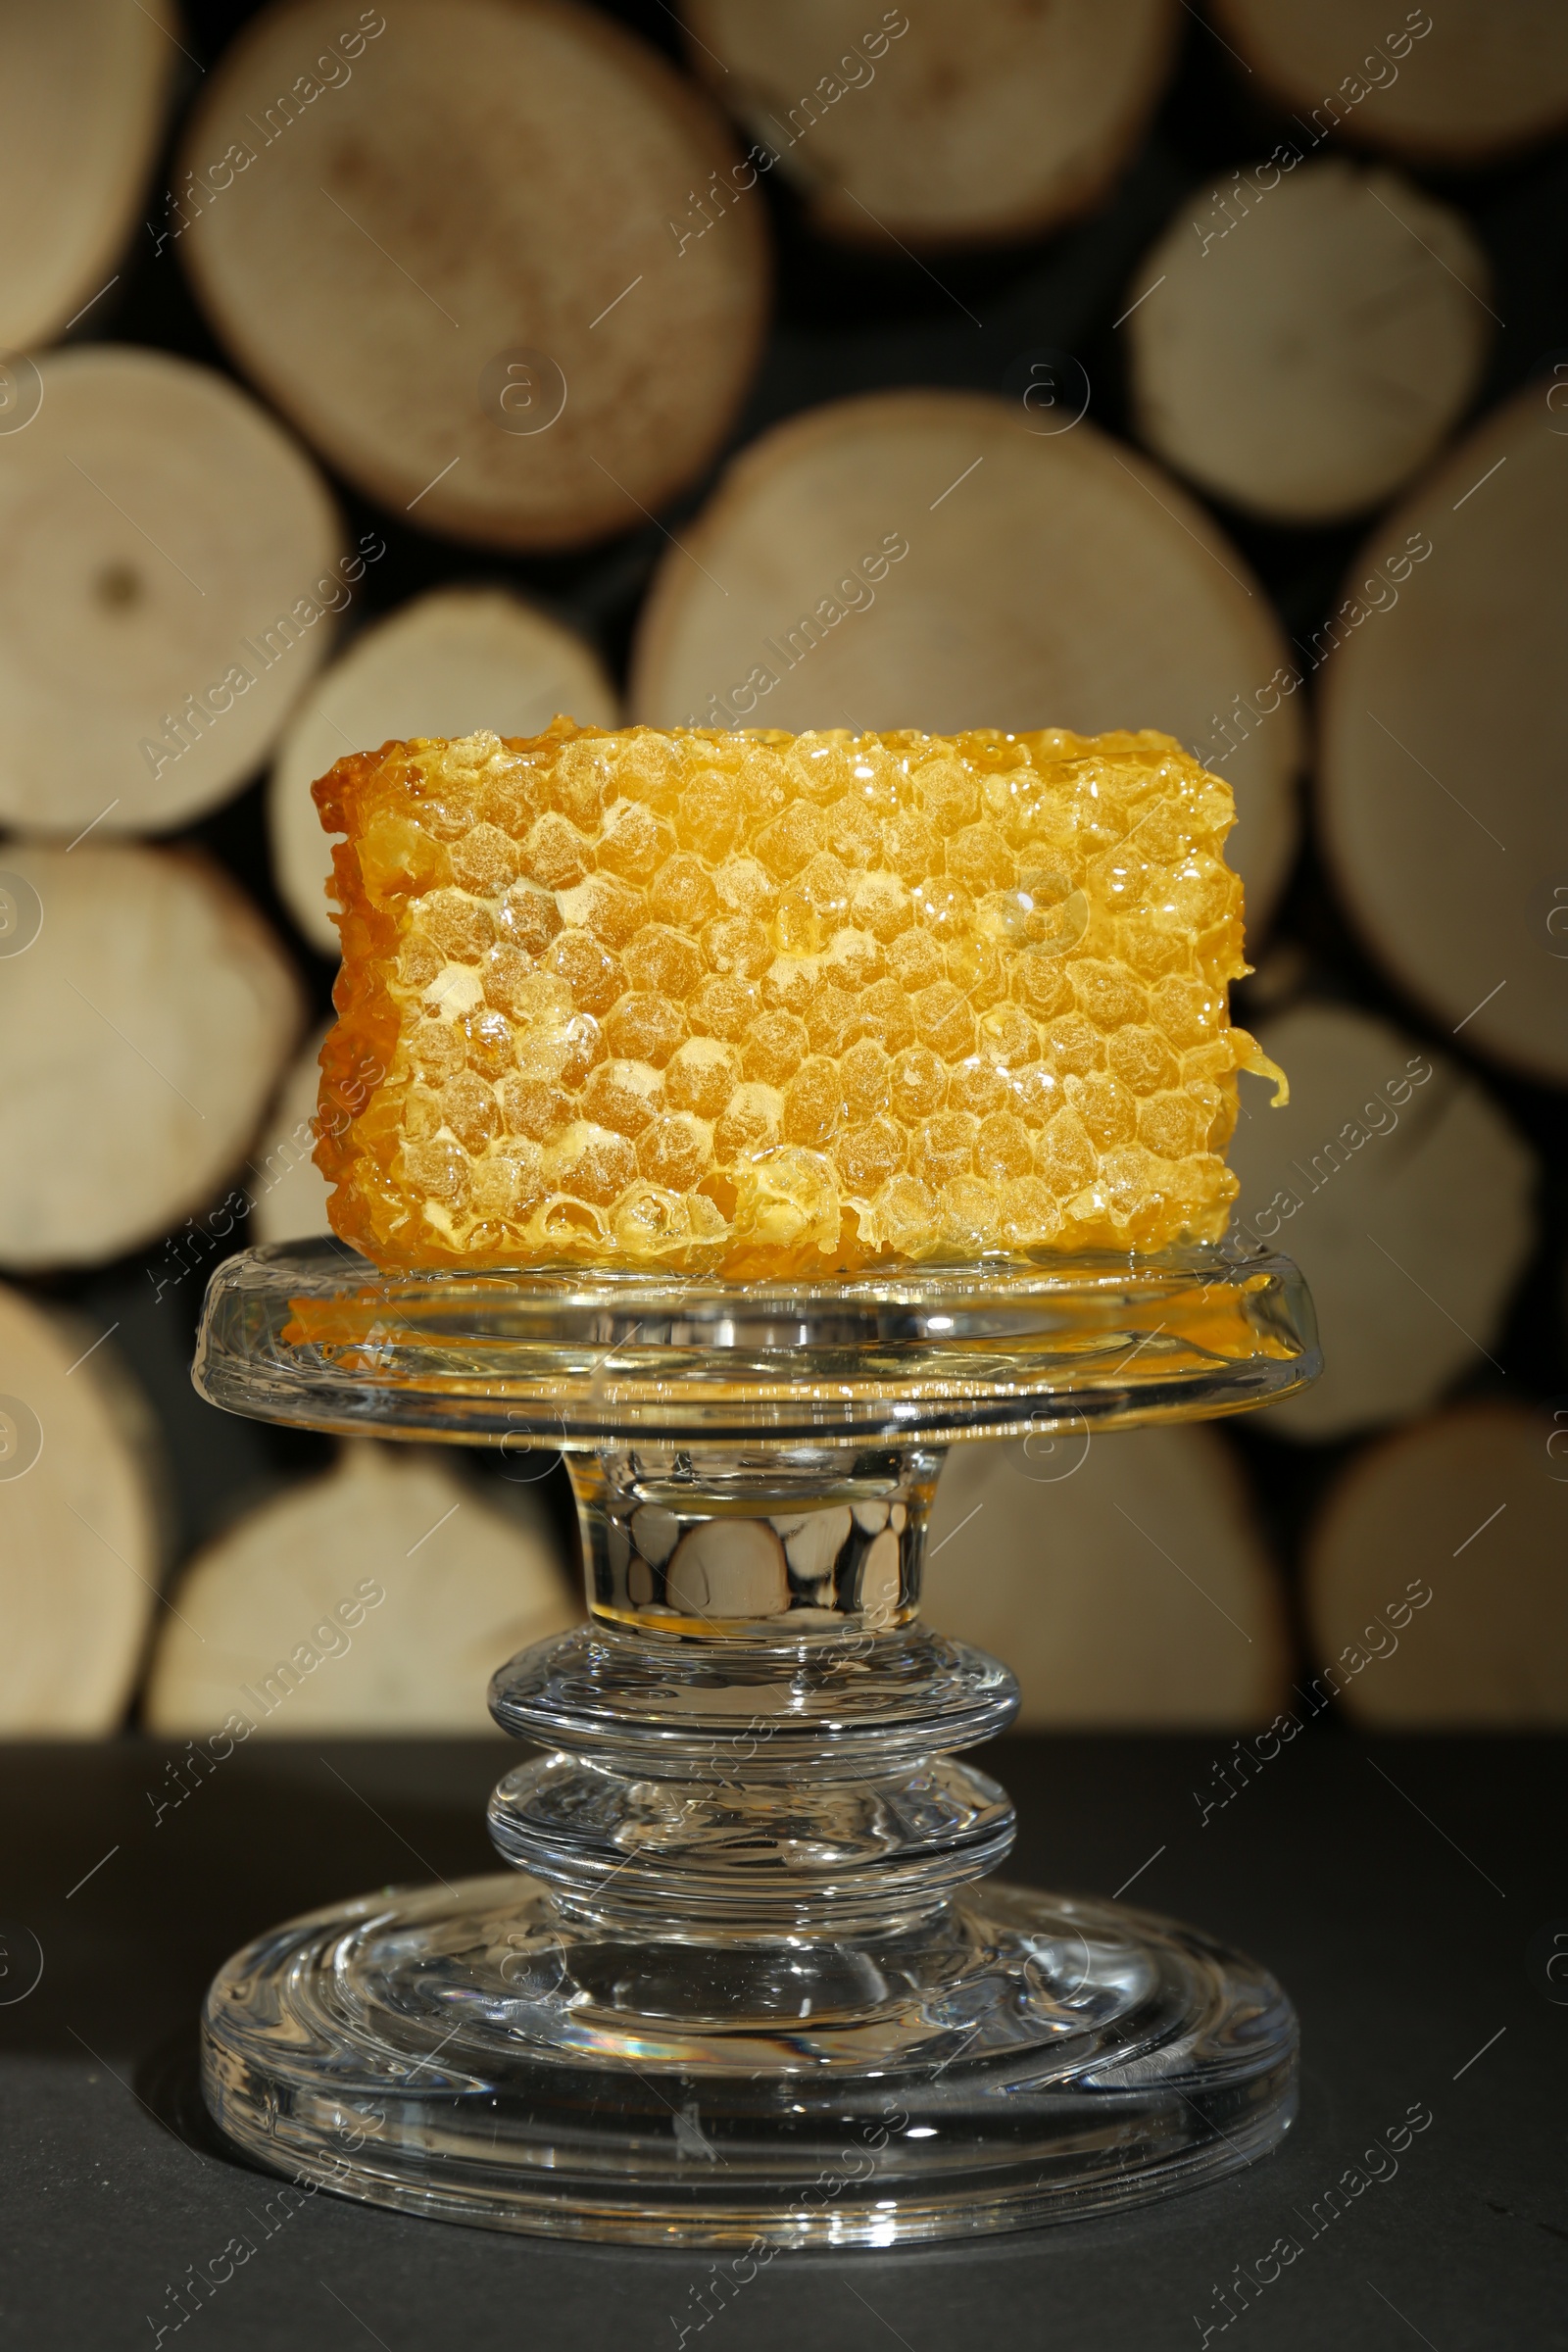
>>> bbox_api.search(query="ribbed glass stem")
[485,1445,1019,1936]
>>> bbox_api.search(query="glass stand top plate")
[193,1238,1318,1447]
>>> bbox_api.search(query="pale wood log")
[923,1424,1289,1728]
[0,347,342,836]
[0,1284,164,1733]
[177,0,766,551]
[1128,158,1492,523]
[0,843,304,1270]
[144,1441,580,1736]
[683,0,1177,245]
[1316,386,1568,1085]
[1208,0,1568,167]
[1305,1405,1568,1725]
[1226,1003,1534,1441]
[270,588,617,957]
[248,1021,332,1247]
[0,0,177,347]
[630,391,1301,941]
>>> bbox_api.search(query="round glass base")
[202,1871,1297,2247]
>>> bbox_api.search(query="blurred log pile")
[1,0,1564,1736]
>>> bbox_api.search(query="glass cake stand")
[191,1238,1318,2247]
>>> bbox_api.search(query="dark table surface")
[1,1729,1562,2349]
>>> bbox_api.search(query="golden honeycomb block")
[313,722,1283,1274]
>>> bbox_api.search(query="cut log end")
[0,347,341,836]
[1225,1002,1534,1442]
[1129,159,1492,523]
[178,0,767,551]
[685,0,1178,246]
[0,0,176,347]
[1306,1406,1568,1725]
[0,843,303,1270]
[0,1285,164,1734]
[1208,0,1568,166]
[1317,386,1568,1085]
[922,1425,1289,1728]
[143,1442,581,1736]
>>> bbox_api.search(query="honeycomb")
[313,722,1285,1275]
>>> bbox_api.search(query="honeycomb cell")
[598,801,675,883]
[657,1038,734,1120]
[839,1116,906,1194]
[948,1057,1012,1121]
[1011,1063,1062,1128]
[583,1059,663,1139]
[849,978,914,1055]
[554,1123,636,1205]
[604,991,688,1067]
[1137,1088,1208,1159]
[852,870,912,942]
[841,1039,891,1120]
[420,889,495,963]
[449,822,521,895]
[471,1142,545,1222]
[1067,1071,1138,1152]
[713,855,775,920]
[914,758,978,834]
[946,823,1015,894]
[679,769,740,860]
[714,1082,782,1159]
[978,1004,1038,1068]
[622,925,706,1001]
[945,933,1005,1008]
[805,983,856,1055]
[638,1111,712,1192]
[827,797,881,868]
[466,1010,515,1084]
[313,722,1283,1270]
[1042,1011,1106,1078]
[497,882,561,957]
[569,872,645,948]
[397,1135,469,1207]
[441,1071,502,1153]
[499,1073,572,1144]
[558,1013,605,1088]
[941,1175,1003,1249]
[1108,1023,1182,1096]
[976,1111,1034,1182]
[551,739,611,831]
[890,1045,948,1124]
[481,944,537,1020]
[1016,951,1074,1017]
[911,981,974,1060]
[888,929,943,992]
[912,1112,976,1190]
[782,1057,842,1148]
[691,972,759,1040]
[524,812,590,891]
[410,1019,465,1083]
[543,929,622,1016]
[1037,1109,1097,1196]
[742,1010,808,1088]
[702,914,770,978]
[755,803,826,882]
[399,934,443,989]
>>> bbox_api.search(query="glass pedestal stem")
[487,1445,1019,1943]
